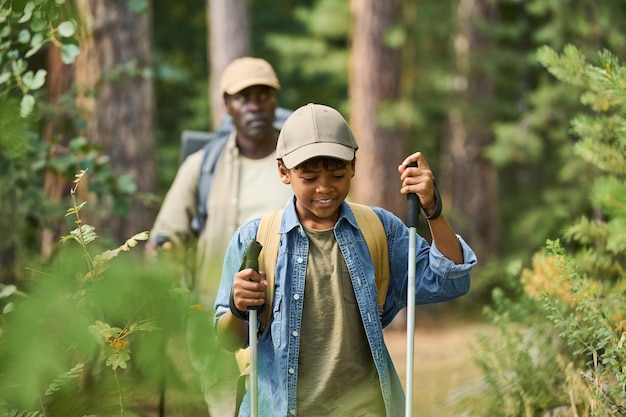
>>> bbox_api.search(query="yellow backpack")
[234,202,390,410]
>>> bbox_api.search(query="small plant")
[0,169,204,417]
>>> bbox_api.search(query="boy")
[214,103,477,416]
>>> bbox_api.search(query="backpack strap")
[190,134,229,235]
[255,203,389,331]
[348,202,390,321]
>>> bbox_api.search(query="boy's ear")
[278,161,291,184]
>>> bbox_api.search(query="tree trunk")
[208,0,250,128]
[41,45,75,257]
[75,0,157,244]
[444,0,499,259]
[349,0,403,217]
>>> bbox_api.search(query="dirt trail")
[383,316,495,417]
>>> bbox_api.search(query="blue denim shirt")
[214,198,477,417]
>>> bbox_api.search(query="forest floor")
[383,312,497,417]
[137,311,496,417]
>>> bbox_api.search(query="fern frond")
[6,410,44,417]
[44,363,84,396]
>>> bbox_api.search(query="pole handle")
[244,241,263,311]
[406,162,420,228]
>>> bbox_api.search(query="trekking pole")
[244,241,263,417]
[405,161,420,417]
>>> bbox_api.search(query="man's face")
[225,85,277,140]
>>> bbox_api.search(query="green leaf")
[18,29,31,44]
[30,16,47,32]
[44,363,84,396]
[0,71,9,85]
[65,201,88,216]
[3,302,14,314]
[18,2,35,23]
[128,0,148,13]
[25,32,45,58]
[20,94,35,118]
[57,21,75,37]
[22,69,46,90]
[0,284,16,298]
[116,173,137,194]
[60,43,80,64]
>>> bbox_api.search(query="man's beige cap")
[276,103,358,169]
[219,57,281,95]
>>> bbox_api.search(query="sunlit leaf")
[0,284,16,299]
[24,69,46,90]
[65,201,87,217]
[3,302,14,314]
[61,43,80,64]
[24,32,45,58]
[17,29,30,44]
[57,20,75,37]
[18,2,35,23]
[20,94,35,117]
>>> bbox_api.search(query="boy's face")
[279,157,355,229]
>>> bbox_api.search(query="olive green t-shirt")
[297,227,385,417]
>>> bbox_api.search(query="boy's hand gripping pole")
[405,162,420,417]
[244,241,263,417]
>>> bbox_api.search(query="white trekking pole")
[405,161,420,417]
[244,241,263,417]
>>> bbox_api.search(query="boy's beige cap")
[276,103,358,169]
[219,57,281,95]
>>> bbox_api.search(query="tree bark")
[75,0,157,244]
[444,0,499,259]
[41,45,75,257]
[349,0,403,217]
[208,0,250,128]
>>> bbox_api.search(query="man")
[148,57,293,416]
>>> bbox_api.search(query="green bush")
[467,46,626,417]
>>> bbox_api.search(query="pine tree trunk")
[41,45,75,257]
[75,0,157,244]
[349,0,403,217]
[208,0,250,128]
[444,0,499,258]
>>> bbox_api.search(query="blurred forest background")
[1,0,625,416]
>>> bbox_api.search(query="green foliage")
[0,0,80,116]
[483,0,626,265]
[0,172,212,416]
[468,290,571,417]
[469,45,626,416]
[44,363,84,396]
[0,0,139,284]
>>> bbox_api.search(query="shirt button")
[288,368,295,374]
[292,331,298,337]
[293,294,300,300]
[290,410,296,415]
[297,257,303,263]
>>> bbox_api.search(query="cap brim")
[224,78,281,95]
[281,142,355,169]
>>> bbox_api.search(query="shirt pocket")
[340,262,358,305]
[270,291,283,350]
